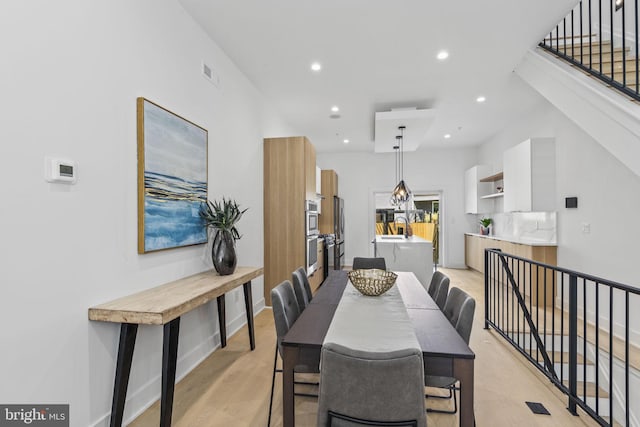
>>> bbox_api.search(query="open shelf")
[479,171,503,182]
[481,192,504,199]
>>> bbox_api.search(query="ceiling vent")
[202,61,220,87]
[374,108,436,153]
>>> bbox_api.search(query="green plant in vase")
[200,198,248,275]
[479,217,492,236]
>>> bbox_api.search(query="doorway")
[372,190,442,268]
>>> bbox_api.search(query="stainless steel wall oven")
[306,200,319,274]
[306,200,319,236]
[306,236,318,275]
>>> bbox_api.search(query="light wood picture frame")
[137,97,208,253]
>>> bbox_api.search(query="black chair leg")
[267,345,278,427]
[268,343,319,427]
[453,387,457,413]
[425,387,453,400]
[426,386,457,414]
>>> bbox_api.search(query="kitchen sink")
[379,235,406,240]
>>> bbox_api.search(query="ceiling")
[179,0,577,153]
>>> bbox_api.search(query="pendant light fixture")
[391,125,411,205]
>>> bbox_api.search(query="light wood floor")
[130,268,603,427]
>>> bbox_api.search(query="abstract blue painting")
[137,98,208,253]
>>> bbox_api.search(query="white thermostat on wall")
[45,157,78,184]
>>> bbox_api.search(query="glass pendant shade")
[391,179,411,204]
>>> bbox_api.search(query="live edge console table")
[88,266,263,427]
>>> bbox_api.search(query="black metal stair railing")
[539,0,640,101]
[483,248,639,427]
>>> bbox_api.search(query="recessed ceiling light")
[331,106,340,112]
[311,62,322,72]
[343,139,350,144]
[437,50,449,60]
[476,96,486,103]
[444,134,451,139]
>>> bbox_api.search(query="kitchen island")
[374,235,433,287]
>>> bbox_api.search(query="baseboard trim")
[89,300,266,427]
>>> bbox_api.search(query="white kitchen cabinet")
[464,165,493,214]
[503,138,555,212]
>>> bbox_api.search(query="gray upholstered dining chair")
[427,271,445,298]
[433,274,450,311]
[352,257,387,270]
[292,267,313,311]
[425,287,476,414]
[317,342,427,427]
[441,287,475,337]
[268,280,320,426]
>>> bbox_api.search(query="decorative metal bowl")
[348,269,398,296]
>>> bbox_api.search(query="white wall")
[317,148,478,269]
[478,97,640,351]
[0,1,293,425]
[477,100,640,288]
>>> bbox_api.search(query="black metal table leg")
[243,281,256,350]
[160,317,180,427]
[216,295,227,348]
[110,323,138,427]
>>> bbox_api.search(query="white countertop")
[465,232,557,247]
[375,235,431,244]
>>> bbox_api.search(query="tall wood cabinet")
[319,169,338,234]
[263,136,316,305]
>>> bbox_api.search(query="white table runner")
[323,276,421,353]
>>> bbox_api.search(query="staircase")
[537,0,640,101]
[515,42,640,180]
[513,0,640,179]
[519,328,636,427]
[519,332,610,416]
[543,37,640,95]
[483,249,640,427]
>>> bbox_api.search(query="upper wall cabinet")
[464,165,493,214]
[503,138,556,212]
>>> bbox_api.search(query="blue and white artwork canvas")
[137,98,208,253]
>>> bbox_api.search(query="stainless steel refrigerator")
[333,196,345,269]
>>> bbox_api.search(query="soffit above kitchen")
[374,108,436,153]
[179,0,579,153]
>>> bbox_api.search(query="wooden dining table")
[280,270,475,427]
